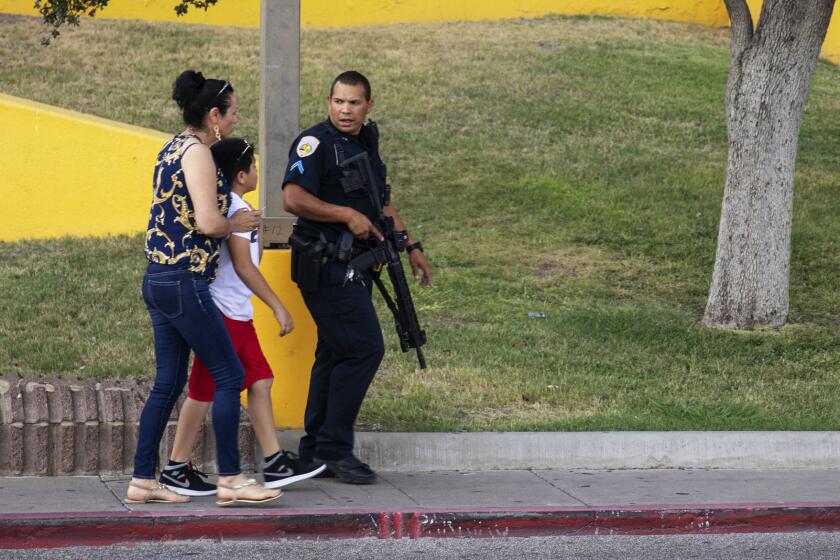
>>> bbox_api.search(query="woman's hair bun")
[172,70,207,109]
[171,69,234,128]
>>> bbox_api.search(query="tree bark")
[704,0,834,329]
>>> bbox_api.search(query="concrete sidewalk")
[3,468,840,548]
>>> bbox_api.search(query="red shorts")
[188,314,274,402]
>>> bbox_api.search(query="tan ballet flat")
[125,480,190,504]
[216,477,282,507]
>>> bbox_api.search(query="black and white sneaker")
[159,461,217,496]
[262,451,327,489]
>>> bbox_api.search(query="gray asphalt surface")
[3,532,840,560]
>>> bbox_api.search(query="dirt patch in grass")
[533,246,613,278]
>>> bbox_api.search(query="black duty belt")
[292,226,368,266]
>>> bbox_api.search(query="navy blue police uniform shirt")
[282,118,388,243]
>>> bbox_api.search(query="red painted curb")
[3,503,840,549]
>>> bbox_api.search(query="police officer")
[282,71,432,484]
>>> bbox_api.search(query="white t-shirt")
[210,193,260,321]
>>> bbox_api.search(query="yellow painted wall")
[0,0,728,28]
[0,93,258,241]
[246,250,315,429]
[0,93,167,241]
[0,0,259,27]
[1,1,837,62]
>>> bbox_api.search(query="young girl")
[159,138,325,498]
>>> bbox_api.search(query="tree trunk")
[704,0,835,329]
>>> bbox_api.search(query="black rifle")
[339,151,428,369]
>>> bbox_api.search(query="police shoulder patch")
[296,136,320,158]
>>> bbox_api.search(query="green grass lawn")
[2,14,840,431]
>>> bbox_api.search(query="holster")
[289,230,325,293]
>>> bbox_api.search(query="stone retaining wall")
[0,375,255,476]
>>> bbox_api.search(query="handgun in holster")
[288,230,326,293]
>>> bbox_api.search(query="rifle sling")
[372,272,401,321]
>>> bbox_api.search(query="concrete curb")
[279,431,840,471]
[7,373,840,475]
[4,503,840,548]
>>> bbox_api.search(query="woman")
[126,70,281,506]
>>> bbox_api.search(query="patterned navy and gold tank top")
[144,134,231,281]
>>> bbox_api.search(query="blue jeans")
[133,264,245,479]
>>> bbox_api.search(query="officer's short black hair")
[330,71,371,101]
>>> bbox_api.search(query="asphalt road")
[3,532,840,560]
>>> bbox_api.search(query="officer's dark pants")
[298,261,385,461]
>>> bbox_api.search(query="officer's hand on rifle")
[409,249,433,288]
[344,208,384,241]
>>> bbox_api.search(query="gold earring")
[213,125,221,142]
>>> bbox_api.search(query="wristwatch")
[406,241,424,254]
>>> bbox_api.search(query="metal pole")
[254,0,314,430]
[260,0,300,246]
